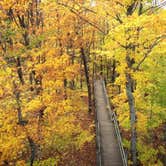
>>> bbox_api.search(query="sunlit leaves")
[0,0,94,164]
[103,1,166,165]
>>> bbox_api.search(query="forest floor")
[59,93,96,166]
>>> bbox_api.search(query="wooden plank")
[94,80,123,166]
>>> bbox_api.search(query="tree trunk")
[126,73,137,166]
[13,82,36,165]
[64,79,67,99]
[28,136,36,166]
[13,81,27,125]
[16,57,24,85]
[80,58,83,89]
[111,59,116,83]
[80,47,92,113]
[100,56,103,76]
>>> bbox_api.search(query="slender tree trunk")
[70,49,75,89]
[80,58,83,89]
[64,79,67,99]
[126,73,137,166]
[106,61,109,83]
[100,56,103,76]
[80,47,92,113]
[13,81,25,125]
[37,108,45,161]
[92,57,95,111]
[13,82,36,166]
[28,136,36,166]
[111,59,116,83]
[16,57,24,85]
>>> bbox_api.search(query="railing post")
[101,79,128,166]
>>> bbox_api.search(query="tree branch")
[56,1,106,35]
[141,1,166,15]
[135,35,166,70]
[127,0,139,16]
[111,37,126,48]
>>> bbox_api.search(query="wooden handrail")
[94,81,102,166]
[101,80,128,166]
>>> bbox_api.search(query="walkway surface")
[94,79,123,166]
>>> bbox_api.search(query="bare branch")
[141,1,166,15]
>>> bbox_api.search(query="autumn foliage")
[0,0,166,166]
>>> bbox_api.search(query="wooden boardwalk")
[94,79,123,166]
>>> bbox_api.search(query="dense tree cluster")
[0,0,165,165]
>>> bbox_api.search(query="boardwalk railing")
[102,80,128,166]
[94,81,102,166]
[95,117,102,166]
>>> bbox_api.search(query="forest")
[0,0,165,166]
